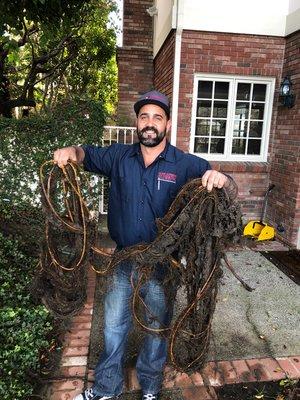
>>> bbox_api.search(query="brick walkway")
[46,241,300,400]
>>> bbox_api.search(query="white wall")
[153,0,300,57]
[180,0,289,37]
[286,0,300,35]
[153,0,174,56]
[288,0,300,13]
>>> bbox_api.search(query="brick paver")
[276,358,300,379]
[182,386,217,400]
[47,242,299,399]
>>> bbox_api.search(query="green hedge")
[0,98,105,206]
[0,233,54,399]
[0,99,106,398]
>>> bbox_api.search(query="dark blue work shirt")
[82,142,211,248]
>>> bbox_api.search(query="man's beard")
[137,126,166,147]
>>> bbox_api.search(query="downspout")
[170,0,183,146]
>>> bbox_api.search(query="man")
[54,90,232,400]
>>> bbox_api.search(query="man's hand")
[53,146,84,168]
[202,170,229,192]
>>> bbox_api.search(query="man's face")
[136,104,171,147]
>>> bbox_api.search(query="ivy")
[0,233,55,399]
[0,98,105,206]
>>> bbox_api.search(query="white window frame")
[190,73,275,162]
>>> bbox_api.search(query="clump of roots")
[34,161,248,373]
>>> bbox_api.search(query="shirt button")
[143,181,146,185]
[141,200,144,204]
[139,218,142,221]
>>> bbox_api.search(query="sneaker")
[73,388,113,400]
[142,394,159,400]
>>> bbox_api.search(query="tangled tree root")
[33,161,251,373]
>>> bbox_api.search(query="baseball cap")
[134,90,170,119]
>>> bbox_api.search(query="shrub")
[0,98,105,206]
[0,233,54,399]
[0,98,106,398]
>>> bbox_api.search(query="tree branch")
[3,98,36,108]
[18,20,38,48]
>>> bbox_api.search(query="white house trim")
[189,73,276,162]
[170,0,184,146]
[170,28,182,146]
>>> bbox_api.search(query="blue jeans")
[92,261,172,396]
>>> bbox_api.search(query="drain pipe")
[170,0,183,146]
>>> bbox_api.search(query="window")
[190,74,275,161]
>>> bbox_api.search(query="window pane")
[237,83,251,100]
[213,101,228,118]
[197,100,211,117]
[251,103,265,119]
[198,81,213,98]
[215,82,229,99]
[210,138,225,154]
[235,102,249,119]
[247,139,261,155]
[233,120,248,137]
[195,119,210,136]
[253,84,266,101]
[211,119,226,136]
[249,121,263,137]
[232,139,246,154]
[194,137,209,153]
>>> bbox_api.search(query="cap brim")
[134,99,170,119]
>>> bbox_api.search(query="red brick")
[231,359,254,383]
[288,357,300,373]
[201,362,224,386]
[71,315,93,323]
[217,361,237,384]
[162,378,175,389]
[261,358,288,380]
[61,355,88,367]
[69,322,92,330]
[246,358,286,381]
[79,307,93,316]
[245,359,271,381]
[174,372,194,388]
[190,372,204,386]
[59,366,86,378]
[51,379,84,391]
[63,337,90,348]
[64,330,91,340]
[83,303,93,310]
[182,386,217,400]
[50,390,79,400]
[162,365,177,388]
[62,346,89,357]
[276,358,300,379]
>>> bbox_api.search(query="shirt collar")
[129,141,175,163]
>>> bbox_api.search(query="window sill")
[210,161,270,173]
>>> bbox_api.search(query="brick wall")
[154,30,176,102]
[268,30,300,247]
[210,161,271,222]
[117,0,154,125]
[155,30,287,230]
[177,30,285,153]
